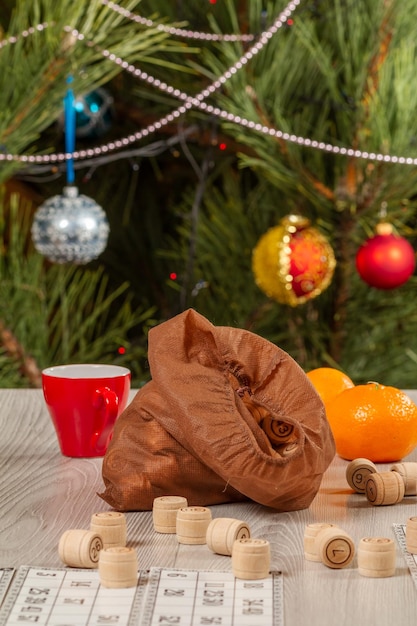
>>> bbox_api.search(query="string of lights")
[1,0,417,169]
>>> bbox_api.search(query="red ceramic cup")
[42,364,131,457]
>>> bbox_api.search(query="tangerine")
[306,367,354,405]
[325,382,417,462]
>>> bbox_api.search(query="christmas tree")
[2,0,417,388]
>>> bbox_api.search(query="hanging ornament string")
[64,76,76,185]
[1,0,300,165]
[2,1,417,168]
[100,0,255,42]
[30,75,110,265]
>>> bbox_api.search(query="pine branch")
[362,5,394,112]
[0,319,42,388]
[245,83,337,203]
[0,0,195,184]
[342,1,395,205]
[1,57,67,142]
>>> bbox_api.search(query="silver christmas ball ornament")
[31,186,110,264]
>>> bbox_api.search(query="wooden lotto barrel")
[316,527,355,569]
[365,471,405,506]
[357,537,396,578]
[152,496,188,533]
[176,506,212,545]
[206,518,251,556]
[391,462,417,496]
[232,538,270,580]
[303,523,339,562]
[58,529,103,568]
[98,546,138,588]
[261,418,295,445]
[91,511,127,548]
[346,458,377,493]
[276,441,300,457]
[406,516,417,554]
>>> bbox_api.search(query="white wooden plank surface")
[1,388,417,625]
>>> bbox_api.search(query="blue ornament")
[74,87,114,139]
[31,186,110,264]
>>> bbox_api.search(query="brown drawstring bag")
[100,309,335,512]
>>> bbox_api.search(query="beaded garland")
[1,1,417,169]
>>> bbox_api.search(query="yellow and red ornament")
[252,214,336,306]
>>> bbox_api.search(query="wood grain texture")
[1,389,417,624]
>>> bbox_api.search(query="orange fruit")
[306,367,354,405]
[325,382,417,462]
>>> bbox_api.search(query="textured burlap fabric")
[100,309,335,511]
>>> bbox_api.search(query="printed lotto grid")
[0,566,147,626]
[0,570,14,610]
[142,568,283,626]
[0,567,283,626]
[393,523,417,588]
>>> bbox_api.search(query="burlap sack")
[100,309,335,511]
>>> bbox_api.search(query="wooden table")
[1,388,417,625]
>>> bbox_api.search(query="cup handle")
[91,386,119,454]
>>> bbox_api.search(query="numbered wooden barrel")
[99,546,138,588]
[304,523,339,562]
[317,527,355,569]
[206,518,251,556]
[391,462,417,496]
[276,441,300,457]
[91,511,127,548]
[346,458,377,493]
[58,529,103,568]
[357,537,396,578]
[365,471,404,506]
[262,418,295,445]
[406,516,417,554]
[176,506,212,544]
[153,495,188,533]
[232,538,270,580]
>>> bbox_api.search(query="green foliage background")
[2,0,417,388]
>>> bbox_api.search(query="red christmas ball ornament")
[356,223,416,289]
